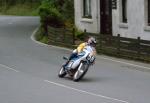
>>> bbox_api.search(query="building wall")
[112,0,150,40]
[74,0,100,33]
[74,0,150,40]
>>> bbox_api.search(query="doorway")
[100,0,112,35]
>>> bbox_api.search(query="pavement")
[0,16,150,103]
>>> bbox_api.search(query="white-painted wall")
[112,0,150,40]
[74,0,100,33]
[74,0,150,40]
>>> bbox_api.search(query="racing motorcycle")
[58,45,95,82]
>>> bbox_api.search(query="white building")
[74,0,150,40]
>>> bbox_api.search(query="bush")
[35,27,45,41]
[35,27,49,44]
[38,0,64,28]
[74,28,85,40]
[61,0,74,24]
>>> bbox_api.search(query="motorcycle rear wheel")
[58,67,66,78]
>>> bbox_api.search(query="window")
[83,0,92,18]
[122,0,127,23]
[148,0,150,26]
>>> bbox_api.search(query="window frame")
[122,0,128,23]
[148,0,150,26]
[83,0,92,19]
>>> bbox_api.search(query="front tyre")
[58,66,66,78]
[73,63,89,82]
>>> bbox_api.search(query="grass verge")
[34,27,49,44]
[0,3,39,16]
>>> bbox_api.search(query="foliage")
[38,0,74,28]
[40,36,49,44]
[74,28,85,40]
[38,1,64,27]
[35,27,45,41]
[61,0,74,24]
[35,27,49,44]
[0,0,41,15]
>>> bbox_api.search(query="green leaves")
[39,0,64,27]
[38,0,74,28]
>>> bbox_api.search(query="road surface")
[0,16,150,103]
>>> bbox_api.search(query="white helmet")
[87,37,97,46]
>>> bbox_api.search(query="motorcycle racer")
[63,36,97,68]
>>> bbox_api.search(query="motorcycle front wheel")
[73,63,89,82]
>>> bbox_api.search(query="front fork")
[78,63,84,73]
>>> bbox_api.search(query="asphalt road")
[0,16,150,103]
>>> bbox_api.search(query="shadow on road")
[61,76,102,83]
[80,77,102,83]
